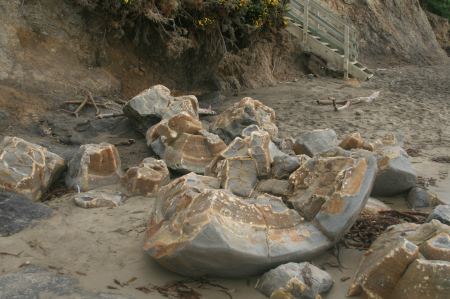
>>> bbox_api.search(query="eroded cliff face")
[322,0,448,65]
[426,11,450,55]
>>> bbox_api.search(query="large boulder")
[0,191,52,236]
[371,145,416,196]
[348,221,450,299]
[255,262,333,299]
[122,157,170,196]
[146,112,226,174]
[210,97,278,143]
[0,136,65,201]
[65,143,122,192]
[123,84,199,134]
[144,152,377,277]
[293,129,338,157]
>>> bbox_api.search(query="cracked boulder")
[348,221,450,299]
[66,143,122,192]
[218,157,258,197]
[288,155,378,240]
[427,205,450,225]
[0,191,52,237]
[146,112,226,174]
[122,157,170,196]
[144,156,376,277]
[211,97,278,143]
[123,84,199,134]
[0,136,65,201]
[371,145,416,196]
[293,129,338,157]
[255,262,333,299]
[256,179,292,197]
[73,188,126,209]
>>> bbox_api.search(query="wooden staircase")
[286,0,373,80]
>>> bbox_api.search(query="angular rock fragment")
[66,143,122,192]
[73,189,125,209]
[123,84,198,134]
[256,179,292,197]
[293,129,338,157]
[289,155,377,239]
[122,157,170,196]
[391,259,450,299]
[204,137,249,177]
[0,191,52,236]
[420,232,450,261]
[249,130,272,177]
[0,136,65,201]
[427,205,450,225]
[371,145,416,196]
[211,97,278,143]
[339,132,374,151]
[218,157,258,197]
[348,221,450,299]
[146,112,226,174]
[255,262,333,299]
[271,155,307,180]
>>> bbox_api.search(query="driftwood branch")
[96,113,125,119]
[319,91,381,111]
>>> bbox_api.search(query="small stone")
[271,155,306,180]
[211,97,278,143]
[66,143,123,192]
[363,198,391,214]
[0,191,52,236]
[0,136,65,201]
[218,157,258,197]
[73,189,125,208]
[123,85,199,134]
[391,259,450,299]
[293,129,338,157]
[122,158,170,196]
[256,179,292,197]
[427,205,450,225]
[420,232,450,261]
[354,109,364,116]
[255,262,333,299]
[339,132,373,151]
[407,187,435,208]
[371,145,416,196]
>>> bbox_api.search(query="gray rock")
[211,97,278,143]
[241,124,261,137]
[66,143,123,192]
[123,84,198,134]
[419,232,450,261]
[0,265,132,299]
[406,187,433,208]
[428,205,450,225]
[218,157,258,197]
[249,130,272,178]
[293,129,338,157]
[363,197,391,214]
[271,155,306,180]
[0,191,52,237]
[257,179,292,197]
[0,136,65,201]
[371,146,416,196]
[255,262,333,299]
[73,188,126,209]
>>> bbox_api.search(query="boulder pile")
[1,84,448,298]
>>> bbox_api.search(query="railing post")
[344,24,349,80]
[303,0,310,45]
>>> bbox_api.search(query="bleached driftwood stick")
[319,91,381,111]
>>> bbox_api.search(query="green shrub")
[423,0,450,20]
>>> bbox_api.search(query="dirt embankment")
[323,0,449,66]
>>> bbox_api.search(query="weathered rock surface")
[339,132,373,151]
[256,179,292,197]
[348,221,450,299]
[144,152,377,277]
[289,155,378,240]
[255,262,333,299]
[218,157,258,197]
[211,97,278,143]
[427,205,450,225]
[122,158,170,196]
[0,136,65,201]
[271,154,306,180]
[0,191,52,237]
[249,130,272,177]
[407,187,437,208]
[146,112,226,174]
[293,129,338,157]
[66,143,122,192]
[73,189,126,209]
[123,84,199,134]
[363,198,391,214]
[0,265,131,299]
[371,145,416,196]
